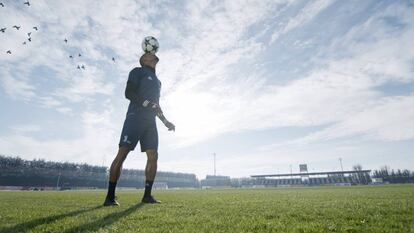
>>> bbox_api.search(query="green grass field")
[0,185,413,233]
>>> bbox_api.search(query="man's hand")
[148,102,175,131]
[146,102,164,116]
[164,121,175,131]
[151,103,163,115]
[143,100,160,110]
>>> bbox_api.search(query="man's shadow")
[0,203,144,233]
[0,205,103,233]
[63,203,144,233]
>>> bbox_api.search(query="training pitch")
[0,185,413,232]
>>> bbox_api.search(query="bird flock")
[1,1,38,55]
[1,1,117,71]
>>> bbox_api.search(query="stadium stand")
[250,170,372,187]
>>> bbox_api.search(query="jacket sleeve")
[125,68,142,104]
[125,81,144,104]
[125,68,157,107]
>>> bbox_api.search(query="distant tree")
[352,164,368,184]
[353,164,363,171]
[402,169,410,177]
[372,166,414,184]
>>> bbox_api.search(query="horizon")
[0,152,407,180]
[1,0,414,179]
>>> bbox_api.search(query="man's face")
[142,53,159,68]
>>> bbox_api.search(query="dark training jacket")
[125,66,161,118]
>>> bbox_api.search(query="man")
[103,53,175,206]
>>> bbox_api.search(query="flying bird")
[6,50,11,54]
[24,1,30,6]
[81,65,85,70]
[0,28,6,33]
[64,38,68,43]
[78,53,81,57]
[27,32,31,37]
[112,57,115,62]
[28,37,31,42]
[0,2,4,7]
[77,65,80,69]
[69,55,73,59]
[23,41,26,45]
[13,25,21,30]
[33,26,38,31]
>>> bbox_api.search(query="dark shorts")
[118,112,158,152]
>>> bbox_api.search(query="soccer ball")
[142,36,159,54]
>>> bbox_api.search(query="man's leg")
[109,145,131,182]
[145,149,158,181]
[104,145,130,205]
[142,149,160,203]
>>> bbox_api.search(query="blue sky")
[1,0,413,179]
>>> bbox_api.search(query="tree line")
[0,155,199,189]
[372,166,414,184]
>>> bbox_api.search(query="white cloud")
[0,109,117,165]
[10,125,41,134]
[261,2,414,149]
[270,0,335,43]
[53,65,115,103]
[289,94,414,144]
[165,2,414,147]
[155,1,286,146]
[0,73,36,101]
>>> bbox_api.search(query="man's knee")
[146,149,158,162]
[112,146,130,166]
[119,145,130,155]
[117,146,130,159]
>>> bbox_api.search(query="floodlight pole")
[339,158,344,172]
[213,153,216,176]
[103,155,108,190]
[56,172,61,190]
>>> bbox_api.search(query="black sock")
[106,181,117,200]
[144,180,154,197]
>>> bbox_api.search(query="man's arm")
[125,81,157,108]
[154,106,175,131]
[125,81,175,131]
[125,81,141,103]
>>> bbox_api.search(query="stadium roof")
[251,170,371,178]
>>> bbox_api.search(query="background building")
[200,175,231,188]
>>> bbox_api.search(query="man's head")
[140,53,159,69]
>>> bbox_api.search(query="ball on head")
[142,36,159,54]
